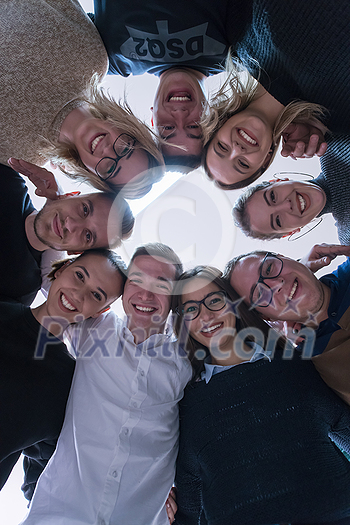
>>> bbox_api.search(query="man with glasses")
[225,248,350,404]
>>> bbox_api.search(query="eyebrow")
[76,265,107,301]
[263,191,270,206]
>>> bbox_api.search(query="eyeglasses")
[181,291,227,321]
[250,253,284,308]
[95,134,136,181]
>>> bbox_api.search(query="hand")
[300,243,350,273]
[8,158,62,200]
[281,123,327,159]
[283,321,305,345]
[166,487,177,524]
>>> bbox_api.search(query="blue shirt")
[313,258,350,356]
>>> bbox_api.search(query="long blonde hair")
[42,76,165,199]
[201,55,327,190]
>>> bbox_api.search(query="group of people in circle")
[3,1,350,524]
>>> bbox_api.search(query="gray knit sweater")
[313,134,350,246]
[0,0,108,165]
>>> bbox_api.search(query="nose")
[137,287,154,301]
[63,216,81,234]
[267,277,284,296]
[170,107,189,120]
[228,141,245,159]
[199,306,215,322]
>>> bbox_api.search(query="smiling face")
[206,112,274,186]
[46,252,124,323]
[246,181,327,236]
[152,68,206,157]
[230,253,325,323]
[181,278,236,356]
[34,193,120,252]
[122,255,176,341]
[71,119,149,186]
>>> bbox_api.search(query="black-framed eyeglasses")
[180,291,227,321]
[95,134,136,181]
[250,253,283,308]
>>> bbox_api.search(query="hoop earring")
[272,171,314,181]
[287,217,323,241]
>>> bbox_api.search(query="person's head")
[152,68,206,167]
[46,249,127,323]
[225,251,326,323]
[172,266,271,375]
[122,243,183,341]
[34,191,134,253]
[45,77,165,199]
[201,56,326,190]
[232,179,327,240]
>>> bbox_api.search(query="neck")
[25,211,47,251]
[59,105,89,144]
[127,320,166,345]
[210,338,251,367]
[251,83,285,129]
[31,303,69,338]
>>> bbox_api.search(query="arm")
[299,244,350,273]
[8,158,63,200]
[281,122,327,159]
[174,453,204,524]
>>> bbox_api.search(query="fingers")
[166,488,177,524]
[281,135,328,159]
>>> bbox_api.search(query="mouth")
[90,134,106,154]
[60,293,77,312]
[167,91,192,102]
[287,279,298,303]
[237,128,258,146]
[296,192,308,214]
[133,304,157,314]
[53,214,63,238]
[200,322,223,337]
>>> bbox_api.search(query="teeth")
[135,305,155,312]
[169,96,190,101]
[298,194,306,213]
[61,293,76,311]
[239,129,257,145]
[202,323,221,333]
[91,134,104,153]
[288,280,298,301]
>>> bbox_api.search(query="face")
[246,180,326,236]
[206,111,274,185]
[181,278,236,352]
[152,69,206,157]
[230,253,324,322]
[122,255,176,337]
[71,119,149,186]
[46,253,124,323]
[34,193,120,252]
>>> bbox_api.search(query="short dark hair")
[223,250,272,282]
[128,242,183,281]
[232,180,286,240]
[48,248,128,285]
[163,154,202,171]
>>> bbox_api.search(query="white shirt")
[21,311,192,525]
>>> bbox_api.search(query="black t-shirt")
[0,164,42,305]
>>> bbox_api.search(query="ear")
[58,191,81,200]
[281,228,301,238]
[91,305,110,318]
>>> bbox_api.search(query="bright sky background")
[1,1,344,523]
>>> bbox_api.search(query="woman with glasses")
[172,265,350,524]
[1,0,164,200]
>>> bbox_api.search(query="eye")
[238,159,249,169]
[157,283,170,291]
[184,305,197,314]
[92,291,102,301]
[217,141,228,152]
[276,215,281,228]
[265,263,273,276]
[270,190,276,204]
[129,278,142,284]
[85,230,92,244]
[209,297,221,306]
[163,126,175,131]
[187,124,199,129]
[75,271,84,282]
[82,203,89,217]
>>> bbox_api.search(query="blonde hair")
[42,76,165,199]
[201,55,327,190]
